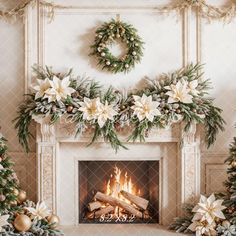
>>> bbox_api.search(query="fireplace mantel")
[34,116,200,225]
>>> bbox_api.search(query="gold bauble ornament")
[13,189,19,196]
[10,200,18,206]
[48,214,60,229]
[66,105,74,113]
[14,214,32,232]
[17,190,27,203]
[231,160,236,167]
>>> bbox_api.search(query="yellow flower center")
[88,102,97,115]
[175,91,183,101]
[143,104,150,113]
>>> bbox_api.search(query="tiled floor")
[61,224,186,236]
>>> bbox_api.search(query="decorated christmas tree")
[224,137,236,224]
[0,134,63,235]
[0,134,19,213]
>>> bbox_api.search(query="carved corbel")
[32,115,55,143]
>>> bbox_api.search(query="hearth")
[34,118,201,226]
[79,161,159,224]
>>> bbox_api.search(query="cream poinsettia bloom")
[132,94,161,122]
[97,101,118,128]
[26,201,51,220]
[188,220,217,236]
[46,76,75,102]
[165,80,193,104]
[79,97,101,121]
[0,215,10,232]
[192,194,226,225]
[0,164,3,170]
[188,80,199,96]
[32,78,51,100]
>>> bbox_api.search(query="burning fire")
[105,166,139,216]
[106,166,139,200]
[86,165,151,222]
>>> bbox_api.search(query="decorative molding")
[24,2,205,224]
[34,117,201,225]
[201,153,228,194]
[2,0,236,22]
[25,1,186,89]
[196,6,202,64]
[180,123,201,206]
[9,152,37,201]
[182,7,190,67]
[205,164,227,194]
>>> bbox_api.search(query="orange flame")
[105,166,136,200]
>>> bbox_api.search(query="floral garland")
[1,0,236,23]
[14,64,225,152]
[90,18,144,73]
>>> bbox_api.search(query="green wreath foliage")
[90,19,144,73]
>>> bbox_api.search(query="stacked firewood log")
[87,191,150,219]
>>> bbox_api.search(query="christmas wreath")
[90,18,144,73]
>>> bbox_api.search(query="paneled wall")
[0,0,235,200]
[0,0,37,201]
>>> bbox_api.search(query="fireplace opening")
[79,161,159,224]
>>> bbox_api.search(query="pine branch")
[13,95,35,152]
[169,204,194,234]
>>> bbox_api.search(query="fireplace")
[79,161,159,224]
[34,117,201,226]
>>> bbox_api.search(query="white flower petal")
[132,94,161,121]
[213,210,226,219]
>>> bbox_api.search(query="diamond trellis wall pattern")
[1,0,236,235]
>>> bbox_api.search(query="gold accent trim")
[1,0,236,22]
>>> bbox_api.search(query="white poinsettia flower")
[79,97,101,121]
[32,78,51,100]
[131,94,161,122]
[0,215,10,232]
[26,201,51,220]
[193,194,226,224]
[165,80,193,104]
[0,164,4,170]
[188,80,199,96]
[188,220,216,236]
[97,101,118,128]
[46,76,75,102]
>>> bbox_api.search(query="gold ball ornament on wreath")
[17,190,27,203]
[47,214,60,229]
[90,18,144,73]
[14,214,32,232]
[13,188,19,196]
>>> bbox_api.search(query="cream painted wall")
[0,0,36,201]
[0,0,235,200]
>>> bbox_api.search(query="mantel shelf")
[32,116,199,145]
